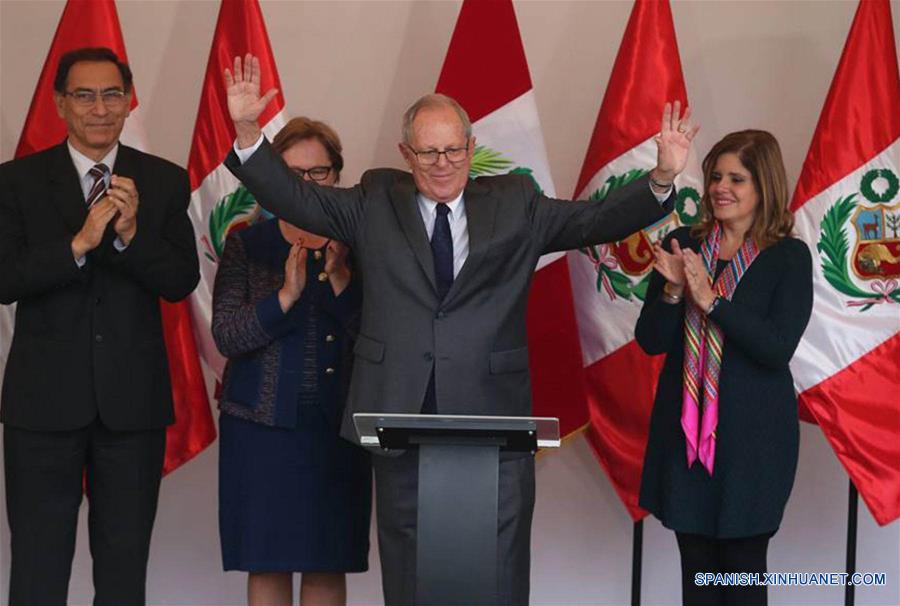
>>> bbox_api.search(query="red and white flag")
[569,0,702,519]
[435,0,589,438]
[3,0,214,475]
[187,0,286,380]
[790,0,900,526]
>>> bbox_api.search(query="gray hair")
[401,93,472,145]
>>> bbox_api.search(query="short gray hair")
[401,93,472,145]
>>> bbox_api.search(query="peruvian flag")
[436,0,588,438]
[3,0,214,475]
[187,0,286,380]
[790,0,900,525]
[569,0,702,519]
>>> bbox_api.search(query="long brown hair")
[691,130,793,248]
[271,116,344,183]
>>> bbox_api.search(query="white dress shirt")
[417,192,468,278]
[68,141,117,199]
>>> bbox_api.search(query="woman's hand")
[278,240,307,311]
[325,240,352,296]
[682,248,717,311]
[653,239,686,294]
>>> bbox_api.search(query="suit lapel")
[111,143,140,183]
[446,179,497,302]
[48,142,89,235]
[389,177,437,292]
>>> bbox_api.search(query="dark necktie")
[431,203,454,300]
[85,163,110,208]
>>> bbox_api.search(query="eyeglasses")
[406,144,469,166]
[291,166,333,182]
[63,88,129,108]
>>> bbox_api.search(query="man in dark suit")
[0,47,199,606]
[223,55,697,605]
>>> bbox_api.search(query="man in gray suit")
[223,54,698,605]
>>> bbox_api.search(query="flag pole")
[845,480,858,606]
[631,519,643,606]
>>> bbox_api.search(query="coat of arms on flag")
[817,168,900,310]
[200,184,270,263]
[578,172,701,302]
[187,0,286,379]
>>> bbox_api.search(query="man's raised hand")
[223,54,279,148]
[653,100,700,183]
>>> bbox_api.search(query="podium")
[354,413,560,606]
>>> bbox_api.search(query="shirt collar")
[67,140,119,181]
[416,190,464,219]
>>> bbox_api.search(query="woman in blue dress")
[213,117,371,606]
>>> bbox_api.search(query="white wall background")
[1,1,898,605]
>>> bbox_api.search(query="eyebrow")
[70,86,125,92]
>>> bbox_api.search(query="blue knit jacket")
[211,219,360,428]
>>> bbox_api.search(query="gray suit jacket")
[226,140,671,441]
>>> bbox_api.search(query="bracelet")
[661,292,682,305]
[649,175,674,190]
[705,296,722,315]
[661,282,683,304]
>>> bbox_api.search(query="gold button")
[325,334,336,343]
[325,367,336,375]
[314,250,323,260]
[317,272,328,282]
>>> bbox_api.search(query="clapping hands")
[278,240,308,312]
[653,239,716,311]
[324,241,351,296]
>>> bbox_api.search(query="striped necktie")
[85,163,110,208]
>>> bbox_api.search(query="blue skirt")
[218,411,372,572]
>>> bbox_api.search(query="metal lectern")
[354,413,560,606]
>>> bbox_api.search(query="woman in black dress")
[635,130,813,605]
[213,117,371,606]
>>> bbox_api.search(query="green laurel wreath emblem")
[860,168,899,203]
[817,193,900,311]
[206,185,258,261]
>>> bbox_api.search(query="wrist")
[235,122,262,149]
[278,287,298,312]
[329,266,351,282]
[71,234,91,259]
[118,227,135,246]
[663,282,684,297]
[660,281,683,305]
[650,168,676,187]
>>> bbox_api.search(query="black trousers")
[676,531,774,606]
[4,418,166,606]
[372,450,535,606]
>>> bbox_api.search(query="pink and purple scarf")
[681,223,759,475]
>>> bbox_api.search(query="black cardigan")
[635,226,813,538]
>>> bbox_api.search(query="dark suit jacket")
[0,141,199,431]
[227,140,672,441]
